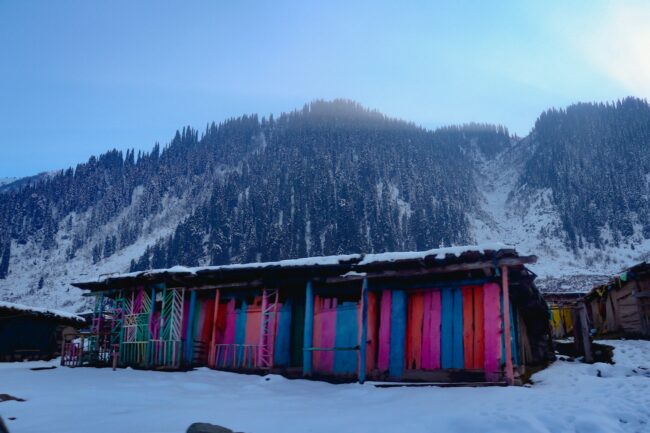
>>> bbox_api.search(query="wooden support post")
[500,266,514,385]
[208,289,221,367]
[112,344,118,371]
[578,302,593,363]
[358,278,369,384]
[146,286,155,368]
[60,334,66,366]
[185,289,197,365]
[259,288,268,366]
[303,280,314,376]
[632,279,650,336]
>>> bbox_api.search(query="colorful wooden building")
[0,301,85,361]
[69,243,552,385]
[543,293,584,339]
[585,262,650,337]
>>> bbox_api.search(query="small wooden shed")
[585,262,650,337]
[70,243,552,385]
[0,301,86,361]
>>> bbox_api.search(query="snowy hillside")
[469,139,642,292]
[2,98,650,312]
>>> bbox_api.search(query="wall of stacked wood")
[587,274,650,337]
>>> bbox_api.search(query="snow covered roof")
[73,242,535,292]
[0,300,85,323]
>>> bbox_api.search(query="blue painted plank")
[234,299,247,345]
[451,288,464,369]
[184,289,197,364]
[273,300,292,367]
[333,302,359,374]
[303,281,314,375]
[389,290,406,378]
[440,288,453,369]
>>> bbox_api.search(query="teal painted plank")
[334,302,359,374]
[234,299,247,345]
[389,290,406,378]
[303,281,314,375]
[273,300,292,367]
[510,303,519,366]
[451,288,464,369]
[359,278,368,383]
[440,289,453,369]
[184,289,196,364]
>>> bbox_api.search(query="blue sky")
[1,1,648,177]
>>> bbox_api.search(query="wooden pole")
[578,302,593,363]
[303,280,314,376]
[208,289,221,367]
[112,345,118,371]
[500,266,514,385]
[60,334,66,366]
[185,290,197,365]
[358,278,369,384]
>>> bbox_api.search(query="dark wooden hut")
[585,262,650,337]
[0,301,86,361]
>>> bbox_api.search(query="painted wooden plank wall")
[365,291,378,372]
[509,303,519,366]
[440,289,453,369]
[313,296,337,373]
[483,282,502,381]
[462,286,484,369]
[333,302,359,374]
[406,293,424,370]
[451,288,464,368]
[245,303,261,347]
[377,290,392,371]
[389,290,406,378]
[273,301,292,367]
[421,290,441,370]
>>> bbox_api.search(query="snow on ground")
[1,340,648,433]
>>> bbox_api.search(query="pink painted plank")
[377,290,392,371]
[483,282,502,381]
[312,296,322,371]
[365,291,378,371]
[223,299,236,345]
[320,300,337,372]
[422,290,441,369]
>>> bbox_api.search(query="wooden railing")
[213,344,260,369]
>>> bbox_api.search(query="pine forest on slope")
[1,98,649,311]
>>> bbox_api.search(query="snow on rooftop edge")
[81,243,514,285]
[0,300,85,322]
[358,242,512,265]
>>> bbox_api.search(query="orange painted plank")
[406,293,424,370]
[201,299,215,343]
[462,286,475,369]
[245,306,261,347]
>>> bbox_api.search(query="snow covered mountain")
[1,98,649,312]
